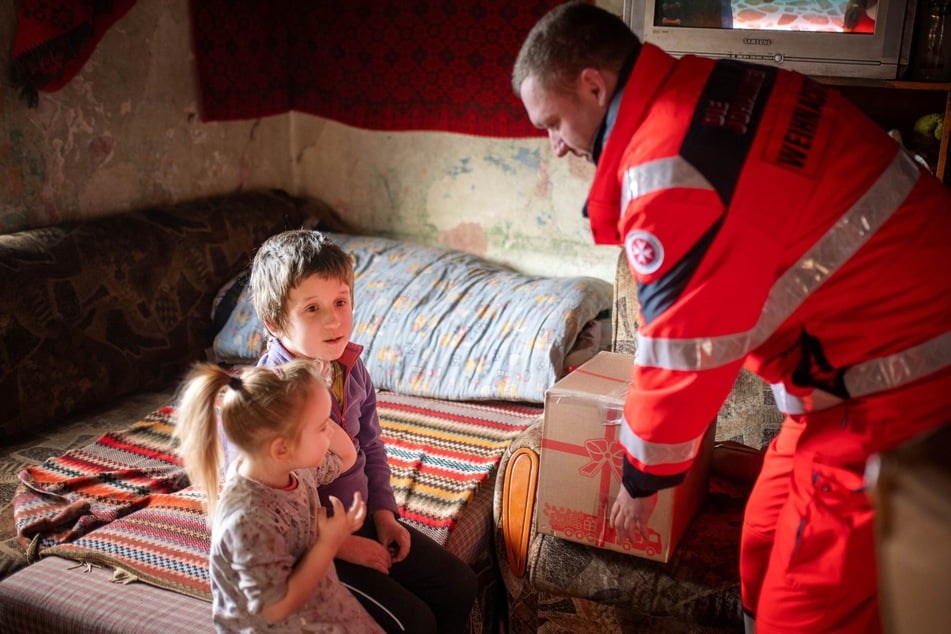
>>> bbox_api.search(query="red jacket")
[587,44,951,494]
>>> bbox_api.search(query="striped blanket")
[14,407,187,553]
[378,392,542,545]
[14,392,540,600]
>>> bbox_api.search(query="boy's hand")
[374,510,411,563]
[319,493,366,550]
[336,534,393,574]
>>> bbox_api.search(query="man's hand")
[609,487,658,543]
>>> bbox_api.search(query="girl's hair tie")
[228,375,243,391]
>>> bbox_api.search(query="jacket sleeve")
[617,182,782,492]
[352,361,400,516]
[622,458,685,498]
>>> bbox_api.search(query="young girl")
[174,359,384,633]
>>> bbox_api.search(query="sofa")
[492,252,784,633]
[0,191,614,633]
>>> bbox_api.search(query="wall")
[0,0,292,232]
[1,0,621,282]
[290,119,619,279]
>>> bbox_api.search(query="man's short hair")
[512,1,639,95]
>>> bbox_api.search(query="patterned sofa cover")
[492,252,783,633]
[0,190,312,444]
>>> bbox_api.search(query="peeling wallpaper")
[291,119,619,279]
[1,0,621,282]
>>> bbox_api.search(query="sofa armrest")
[497,420,543,578]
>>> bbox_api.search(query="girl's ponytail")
[173,363,230,520]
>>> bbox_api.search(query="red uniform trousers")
[739,370,950,633]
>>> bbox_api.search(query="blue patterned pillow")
[213,234,612,403]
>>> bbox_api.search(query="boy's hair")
[249,230,354,333]
[512,1,640,95]
[173,358,330,519]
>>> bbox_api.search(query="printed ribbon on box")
[542,423,624,548]
[578,438,625,481]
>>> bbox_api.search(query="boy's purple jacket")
[257,339,400,517]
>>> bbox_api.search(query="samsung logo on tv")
[743,38,772,46]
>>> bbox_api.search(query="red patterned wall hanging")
[191,0,566,137]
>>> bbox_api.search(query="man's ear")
[579,68,609,107]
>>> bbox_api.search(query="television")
[623,0,920,79]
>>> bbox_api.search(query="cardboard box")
[536,351,714,562]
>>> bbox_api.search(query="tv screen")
[623,0,918,79]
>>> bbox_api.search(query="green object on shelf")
[913,112,944,140]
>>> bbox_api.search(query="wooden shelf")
[814,78,951,91]
[814,78,951,185]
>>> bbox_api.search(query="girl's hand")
[319,493,366,551]
[343,492,366,532]
[335,534,393,574]
[374,510,411,563]
[263,493,366,623]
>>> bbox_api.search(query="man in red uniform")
[513,3,951,633]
